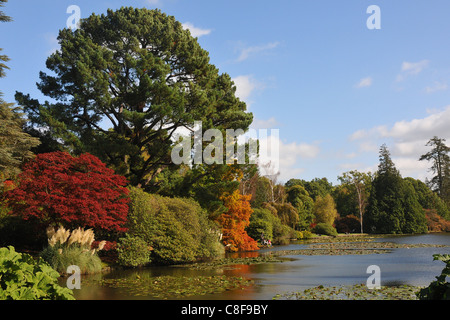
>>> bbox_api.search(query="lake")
[71,233,450,300]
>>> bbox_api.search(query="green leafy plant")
[126,187,224,265]
[0,246,75,300]
[117,234,152,267]
[247,207,299,245]
[312,222,338,237]
[417,254,450,300]
[297,230,313,240]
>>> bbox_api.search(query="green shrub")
[312,223,338,236]
[127,187,224,265]
[417,254,450,300]
[297,230,313,240]
[247,207,298,245]
[117,235,152,267]
[273,223,296,245]
[0,246,75,300]
[247,208,274,241]
[40,245,102,275]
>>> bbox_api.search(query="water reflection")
[226,251,260,259]
[72,233,450,300]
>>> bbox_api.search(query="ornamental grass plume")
[97,240,106,251]
[46,226,56,239]
[66,227,95,248]
[47,227,104,253]
[80,228,95,248]
[47,226,71,247]
[41,226,106,274]
[67,227,83,247]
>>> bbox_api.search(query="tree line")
[0,5,449,261]
[244,141,450,237]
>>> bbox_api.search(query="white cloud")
[358,141,379,153]
[145,0,160,5]
[355,76,373,88]
[350,125,388,141]
[182,22,212,38]
[425,81,448,94]
[352,107,450,144]
[349,106,450,180]
[250,117,279,130]
[258,134,320,182]
[44,33,59,55]
[396,59,429,82]
[281,141,320,159]
[349,129,368,141]
[388,106,450,141]
[401,60,429,73]
[237,42,279,62]
[392,157,430,180]
[232,75,264,105]
[278,140,320,182]
[344,152,357,159]
[392,141,427,157]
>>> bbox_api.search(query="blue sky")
[2,0,450,184]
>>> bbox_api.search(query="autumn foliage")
[218,189,259,252]
[5,152,129,232]
[425,209,450,232]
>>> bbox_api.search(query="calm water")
[72,233,450,300]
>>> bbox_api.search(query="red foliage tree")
[5,152,129,232]
[218,189,259,252]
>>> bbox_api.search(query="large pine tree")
[419,136,450,205]
[365,144,427,234]
[16,7,253,189]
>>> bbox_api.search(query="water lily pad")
[96,275,254,299]
[274,284,422,300]
[173,255,284,270]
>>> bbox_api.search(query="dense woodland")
[1,5,449,272]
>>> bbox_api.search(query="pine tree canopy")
[16,7,253,188]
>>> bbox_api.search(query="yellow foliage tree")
[313,194,338,226]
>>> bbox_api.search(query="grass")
[40,227,105,274]
[40,245,103,274]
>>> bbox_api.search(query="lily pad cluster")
[273,284,421,300]
[270,240,448,256]
[308,241,447,250]
[174,255,284,270]
[97,275,253,299]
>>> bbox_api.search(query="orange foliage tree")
[218,189,259,252]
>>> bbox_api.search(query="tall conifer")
[365,144,427,234]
